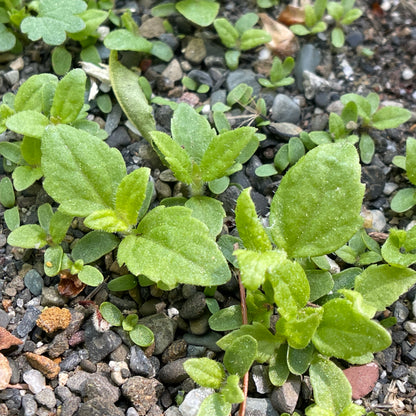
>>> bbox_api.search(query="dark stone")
[392,364,408,379]
[187,70,213,88]
[346,31,364,48]
[16,306,41,337]
[106,126,131,149]
[78,398,124,416]
[179,291,206,320]
[84,374,120,403]
[362,165,385,201]
[158,358,189,384]
[60,351,82,372]
[130,345,155,377]
[294,44,321,90]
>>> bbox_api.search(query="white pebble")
[404,321,416,335]
[413,299,416,317]
[23,369,46,394]
[402,68,414,81]
[383,182,398,196]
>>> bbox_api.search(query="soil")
[0,0,416,415]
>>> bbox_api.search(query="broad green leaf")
[405,137,416,185]
[288,137,305,164]
[183,358,225,389]
[99,301,123,326]
[41,125,125,216]
[240,29,272,50]
[12,166,43,191]
[129,324,154,347]
[72,230,120,264]
[217,322,282,363]
[269,343,289,386]
[4,206,20,231]
[312,298,391,361]
[340,94,371,119]
[0,177,15,208]
[339,403,367,416]
[151,131,193,184]
[50,69,86,124]
[176,0,219,27]
[305,405,335,416]
[21,136,41,166]
[222,375,244,404]
[235,188,272,252]
[213,18,239,48]
[287,343,315,375]
[391,188,416,212]
[306,270,334,302]
[151,3,176,16]
[80,45,101,65]
[7,224,48,249]
[225,50,240,70]
[310,21,327,34]
[96,94,112,114]
[197,393,232,416]
[115,167,150,228]
[224,335,257,377]
[44,246,63,276]
[149,40,173,61]
[329,113,346,140]
[109,51,155,142]
[276,307,324,349]
[37,203,54,232]
[338,289,377,319]
[235,12,258,34]
[104,29,153,52]
[51,46,72,75]
[331,27,344,48]
[49,210,72,244]
[341,101,358,124]
[171,103,215,163]
[290,24,311,36]
[208,176,230,194]
[267,260,310,319]
[0,23,16,52]
[200,127,256,181]
[185,196,225,239]
[309,356,352,415]
[355,264,416,311]
[78,265,104,286]
[246,289,273,326]
[6,111,49,138]
[227,83,253,107]
[20,0,87,45]
[234,249,287,290]
[270,142,364,258]
[217,235,242,267]
[381,229,416,267]
[341,8,363,24]
[69,9,108,41]
[108,274,138,291]
[255,163,278,177]
[327,2,344,20]
[14,73,57,113]
[359,133,375,164]
[314,0,328,20]
[117,206,230,289]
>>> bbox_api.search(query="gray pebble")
[346,31,364,48]
[61,395,81,416]
[22,394,38,416]
[404,321,416,335]
[245,398,278,416]
[158,358,189,384]
[165,406,182,416]
[180,291,206,320]
[294,44,321,90]
[105,103,122,136]
[408,366,416,385]
[35,388,57,409]
[106,126,131,149]
[210,89,227,107]
[225,69,261,96]
[4,70,19,86]
[188,69,213,88]
[179,387,214,416]
[183,332,222,352]
[251,364,273,394]
[60,351,82,372]
[0,233,7,247]
[23,269,44,296]
[23,370,46,394]
[139,313,176,355]
[189,313,210,335]
[130,345,155,377]
[270,377,301,414]
[16,305,41,337]
[54,386,72,402]
[270,94,301,124]
[0,309,11,327]
[84,374,120,403]
[41,286,67,307]
[393,301,409,324]
[66,371,90,394]
[78,397,124,416]
[184,38,206,65]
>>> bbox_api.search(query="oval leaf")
[108,274,138,291]
[184,357,225,389]
[129,324,155,347]
[224,335,257,377]
[99,301,123,326]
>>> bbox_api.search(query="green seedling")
[0,69,106,192]
[290,0,328,36]
[181,76,210,94]
[0,0,29,53]
[151,102,259,196]
[257,0,279,8]
[151,0,220,27]
[214,13,272,70]
[99,301,154,347]
[258,56,295,89]
[104,9,173,62]
[381,225,416,268]
[185,143,416,415]
[326,0,363,47]
[391,137,416,212]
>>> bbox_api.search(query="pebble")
[22,394,37,416]
[130,345,155,377]
[346,31,364,48]
[343,363,379,399]
[61,396,81,416]
[404,321,416,335]
[36,307,71,333]
[210,89,227,106]
[105,103,123,136]
[35,388,57,408]
[24,269,44,296]
[180,291,207,319]
[225,69,261,96]
[122,376,164,415]
[66,371,90,394]
[393,301,409,323]
[139,313,176,355]
[60,351,82,372]
[4,70,19,86]
[161,339,187,364]
[246,398,278,416]
[189,313,210,335]
[109,360,130,385]
[183,332,223,352]
[139,16,165,39]
[48,332,69,358]
[78,397,124,416]
[362,166,385,201]
[187,69,213,88]
[179,388,214,416]
[184,38,206,65]
[23,369,46,394]
[84,321,122,362]
[402,68,414,81]
[251,365,273,394]
[162,59,183,83]
[25,352,61,379]
[294,44,321,90]
[340,58,354,78]
[106,126,131,149]
[158,358,189,384]
[165,407,182,416]
[84,373,120,402]
[270,377,300,413]
[16,306,41,337]
[392,364,408,379]
[40,286,67,307]
[270,94,301,124]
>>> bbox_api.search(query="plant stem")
[237,267,249,416]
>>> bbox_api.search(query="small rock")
[187,70,213,88]
[343,363,379,399]
[302,71,331,100]
[130,345,155,377]
[21,394,38,416]
[23,370,46,394]
[340,58,354,78]
[4,70,19,86]
[0,327,23,350]
[16,306,41,337]
[189,313,210,335]
[270,377,300,413]
[84,373,120,402]
[164,407,182,416]
[294,44,321,90]
[110,360,130,385]
[161,339,187,364]
[268,122,303,138]
[392,364,408,379]
[78,397,124,416]
[0,310,10,328]
[60,351,81,372]
[183,332,222,352]
[122,376,164,416]
[184,38,206,65]
[35,388,57,409]
[162,59,183,83]
[36,307,71,334]
[383,182,398,196]
[393,301,409,323]
[246,398,278,416]
[9,56,24,71]
[270,94,301,124]
[180,292,207,320]
[139,17,165,38]
[155,179,172,199]
[66,371,89,394]
[84,321,122,362]
[402,68,414,81]
[107,126,131,149]
[404,321,416,335]
[158,358,189,384]
[40,286,67,307]
[251,365,273,394]
[362,166,385,201]
[179,388,214,416]
[48,332,69,358]
[225,69,261,96]
[105,103,123,136]
[25,353,60,379]
[24,270,44,296]
[61,395,81,416]
[346,31,364,48]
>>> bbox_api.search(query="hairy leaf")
[129,324,154,347]
[6,111,49,138]
[197,393,232,416]
[184,358,225,389]
[100,301,123,326]
[224,335,257,377]
[176,0,219,27]
[7,224,48,249]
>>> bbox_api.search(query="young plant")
[326,0,363,47]
[257,0,279,8]
[103,10,173,62]
[150,102,259,196]
[0,0,29,53]
[391,137,416,212]
[258,56,295,89]
[181,76,210,94]
[213,13,272,70]
[151,0,220,27]
[6,124,231,291]
[186,143,416,415]
[0,69,106,192]
[290,0,328,36]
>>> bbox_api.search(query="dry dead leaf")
[58,270,86,297]
[0,352,12,390]
[278,5,305,26]
[259,13,299,58]
[0,327,23,350]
